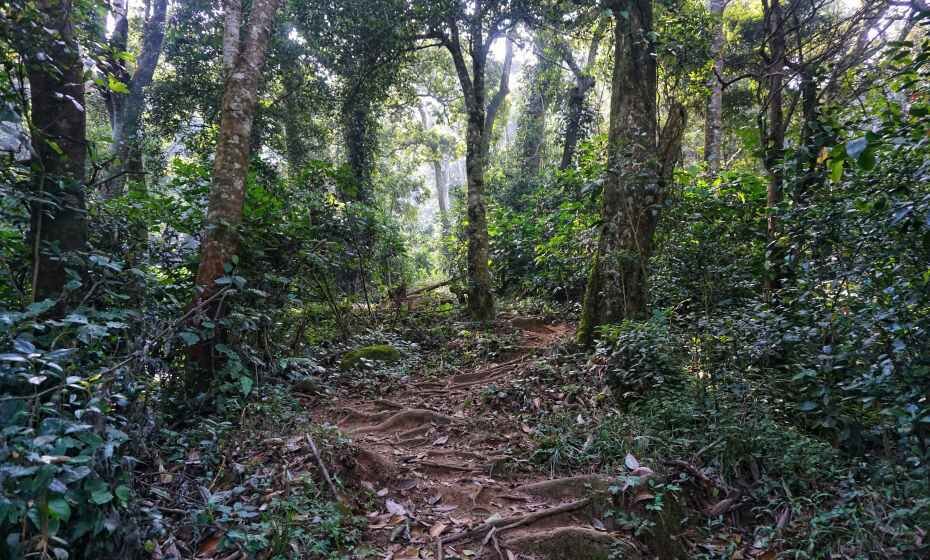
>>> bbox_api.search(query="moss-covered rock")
[340,344,401,370]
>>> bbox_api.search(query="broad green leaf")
[239,376,254,396]
[830,158,844,182]
[107,75,130,94]
[48,497,71,521]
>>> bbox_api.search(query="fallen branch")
[406,277,459,298]
[306,433,345,506]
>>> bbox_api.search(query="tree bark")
[519,36,552,177]
[704,0,725,177]
[763,0,786,294]
[444,24,513,321]
[27,0,87,303]
[559,18,606,170]
[341,97,376,200]
[432,160,450,233]
[193,0,280,303]
[659,102,687,187]
[578,0,659,345]
[223,0,242,74]
[103,0,169,196]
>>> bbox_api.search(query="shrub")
[597,314,683,401]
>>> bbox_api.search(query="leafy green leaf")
[107,75,130,94]
[239,376,254,396]
[178,331,200,346]
[48,497,71,521]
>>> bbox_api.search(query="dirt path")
[318,317,634,560]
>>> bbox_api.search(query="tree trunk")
[659,102,687,187]
[341,98,376,201]
[415,104,450,234]
[519,36,552,177]
[283,62,308,179]
[560,76,594,170]
[193,0,279,304]
[27,0,87,303]
[558,18,606,170]
[704,0,725,177]
[445,28,512,321]
[578,0,659,345]
[795,69,821,201]
[432,159,450,233]
[763,0,786,294]
[104,0,169,196]
[464,104,495,320]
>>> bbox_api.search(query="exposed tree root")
[448,356,527,385]
[352,409,453,435]
[503,527,631,560]
[516,475,614,500]
[437,498,592,551]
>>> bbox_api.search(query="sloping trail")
[315,317,639,560]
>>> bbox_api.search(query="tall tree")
[556,16,607,170]
[192,0,280,309]
[703,0,726,177]
[577,0,659,345]
[416,104,452,235]
[518,34,557,178]
[426,1,523,320]
[761,0,786,293]
[102,0,170,195]
[26,0,87,302]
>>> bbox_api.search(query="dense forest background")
[1,0,929,558]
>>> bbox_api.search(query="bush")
[597,314,683,401]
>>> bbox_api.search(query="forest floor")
[151,307,919,559]
[311,315,653,560]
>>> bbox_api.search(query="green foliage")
[597,314,682,401]
[488,135,606,300]
[1,293,149,556]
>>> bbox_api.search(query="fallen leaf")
[386,499,407,516]
[377,488,390,497]
[624,453,640,470]
[429,522,449,538]
[197,533,222,555]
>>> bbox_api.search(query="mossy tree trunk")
[578,0,659,345]
[762,0,786,294]
[704,0,726,177]
[444,27,513,321]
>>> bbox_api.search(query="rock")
[340,344,402,370]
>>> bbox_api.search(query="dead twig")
[306,433,345,506]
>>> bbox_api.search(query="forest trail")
[317,317,628,560]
